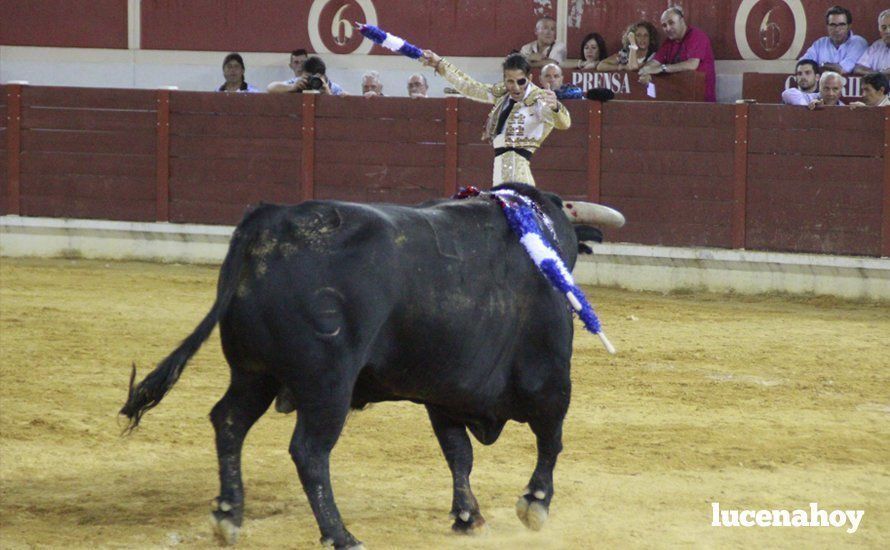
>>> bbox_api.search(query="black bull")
[121,183,603,549]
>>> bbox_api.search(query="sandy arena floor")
[1,257,888,549]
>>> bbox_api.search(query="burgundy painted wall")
[135,0,887,59]
[0,0,127,49]
[3,1,886,58]
[140,0,539,55]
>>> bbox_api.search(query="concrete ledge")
[574,243,890,300]
[3,216,889,300]
[0,216,232,264]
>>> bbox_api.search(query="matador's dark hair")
[503,53,531,75]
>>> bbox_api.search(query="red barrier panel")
[600,101,736,248]
[17,86,156,221]
[746,105,883,256]
[4,85,889,257]
[884,112,890,258]
[314,96,445,204]
[2,86,15,215]
[167,91,302,224]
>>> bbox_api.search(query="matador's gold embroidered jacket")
[436,59,571,185]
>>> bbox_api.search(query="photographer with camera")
[274,56,344,95]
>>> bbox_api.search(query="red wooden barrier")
[732,103,749,249]
[444,96,458,197]
[301,93,315,203]
[3,85,888,258]
[167,91,302,224]
[16,86,156,221]
[314,96,444,204]
[599,101,736,248]
[883,109,890,258]
[156,90,170,221]
[745,105,883,256]
[0,90,7,213]
[587,102,602,203]
[5,85,21,215]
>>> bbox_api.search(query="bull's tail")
[120,205,269,433]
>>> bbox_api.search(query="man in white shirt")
[853,9,890,76]
[799,5,867,74]
[520,16,567,67]
[808,71,845,109]
[782,59,821,105]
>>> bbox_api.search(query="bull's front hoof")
[515,494,549,531]
[210,499,243,545]
[450,509,486,534]
[320,536,365,549]
[210,511,240,545]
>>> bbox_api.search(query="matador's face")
[504,69,530,101]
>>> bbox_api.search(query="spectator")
[849,72,890,107]
[782,59,821,105]
[597,21,659,72]
[576,32,607,70]
[362,71,384,97]
[639,6,716,102]
[218,53,260,93]
[407,73,429,98]
[853,9,890,76]
[520,16,567,67]
[276,56,343,95]
[800,5,868,74]
[808,71,845,109]
[267,49,308,93]
[420,50,570,187]
[539,63,583,99]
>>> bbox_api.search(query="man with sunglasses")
[421,50,570,187]
[638,6,716,102]
[800,5,867,75]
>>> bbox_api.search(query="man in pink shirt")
[639,6,716,102]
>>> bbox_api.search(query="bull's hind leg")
[290,393,363,549]
[426,406,485,533]
[516,416,564,531]
[209,370,278,545]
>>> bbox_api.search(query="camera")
[306,74,324,91]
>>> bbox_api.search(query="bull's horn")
[562,201,625,228]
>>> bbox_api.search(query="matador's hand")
[421,50,441,68]
[540,86,558,111]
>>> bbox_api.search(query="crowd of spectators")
[781,6,889,109]
[215,4,888,108]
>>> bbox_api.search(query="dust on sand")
[1,258,888,549]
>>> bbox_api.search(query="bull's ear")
[544,192,564,210]
[575,225,603,243]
